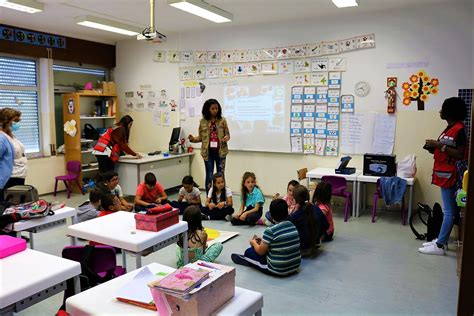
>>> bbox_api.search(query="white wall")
[115,2,473,206]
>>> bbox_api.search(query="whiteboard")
[179,74,294,153]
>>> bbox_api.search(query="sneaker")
[231,254,251,267]
[418,243,445,256]
[225,214,232,222]
[422,238,438,247]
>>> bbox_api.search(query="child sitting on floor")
[231,172,264,226]
[77,189,102,223]
[290,185,329,257]
[97,171,133,211]
[134,172,168,213]
[231,199,301,276]
[176,205,223,268]
[170,175,202,214]
[201,173,234,221]
[89,194,121,247]
[312,181,334,241]
[264,179,299,225]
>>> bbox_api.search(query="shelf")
[80,139,94,143]
[74,91,117,97]
[81,149,93,154]
[80,116,116,120]
[82,167,99,172]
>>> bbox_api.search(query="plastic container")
[0,235,27,259]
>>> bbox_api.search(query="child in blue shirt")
[231,172,264,226]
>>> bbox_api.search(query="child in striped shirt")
[231,199,301,276]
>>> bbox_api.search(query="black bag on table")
[5,185,39,205]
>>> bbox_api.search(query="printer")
[335,156,356,175]
[363,153,396,177]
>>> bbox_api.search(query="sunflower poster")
[402,69,439,111]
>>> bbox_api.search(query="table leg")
[256,310,262,316]
[29,232,34,249]
[136,253,142,268]
[352,180,357,217]
[73,275,81,294]
[122,250,127,269]
[182,231,189,265]
[356,181,361,217]
[70,235,77,246]
[408,184,414,222]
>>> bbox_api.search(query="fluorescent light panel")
[168,0,232,23]
[332,0,358,8]
[0,0,43,13]
[75,16,142,36]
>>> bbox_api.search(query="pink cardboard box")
[0,235,27,259]
[134,209,179,232]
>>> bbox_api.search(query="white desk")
[0,249,81,316]
[307,168,361,217]
[67,211,188,269]
[356,174,416,221]
[5,206,77,249]
[66,263,264,316]
[117,153,194,195]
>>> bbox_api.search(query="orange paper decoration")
[402,69,439,111]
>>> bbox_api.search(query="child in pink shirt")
[313,181,334,241]
[264,180,299,225]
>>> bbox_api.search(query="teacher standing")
[93,115,142,173]
[0,108,27,202]
[188,99,230,192]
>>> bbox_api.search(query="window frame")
[0,54,42,158]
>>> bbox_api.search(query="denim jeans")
[437,186,458,245]
[204,150,226,193]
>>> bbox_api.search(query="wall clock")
[354,81,370,97]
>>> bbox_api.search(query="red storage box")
[0,235,27,259]
[134,209,179,232]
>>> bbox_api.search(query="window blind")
[0,56,40,154]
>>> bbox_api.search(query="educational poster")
[206,66,220,79]
[278,60,293,74]
[233,64,247,76]
[307,43,322,57]
[328,90,340,107]
[194,51,207,63]
[220,65,233,77]
[339,37,357,52]
[246,63,261,75]
[294,74,310,85]
[315,138,326,155]
[168,51,180,62]
[261,48,276,60]
[233,51,248,63]
[303,137,315,154]
[325,139,339,156]
[290,86,304,153]
[357,33,376,49]
[180,81,203,120]
[276,47,291,59]
[329,57,346,71]
[247,49,262,62]
[311,58,329,72]
[322,41,339,55]
[294,60,311,73]
[179,67,193,81]
[207,51,221,63]
[221,51,234,63]
[290,45,307,58]
[341,95,355,113]
[328,72,342,89]
[311,73,328,86]
[261,62,278,74]
[194,66,206,79]
[180,51,193,63]
[153,50,166,62]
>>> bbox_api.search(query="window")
[0,56,40,154]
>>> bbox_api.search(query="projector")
[137,29,167,42]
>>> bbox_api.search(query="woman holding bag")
[418,97,467,256]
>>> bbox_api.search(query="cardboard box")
[98,81,117,95]
[134,209,179,232]
[363,153,397,177]
[164,263,235,316]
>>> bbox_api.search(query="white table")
[67,211,188,269]
[117,153,194,195]
[0,249,81,316]
[5,206,77,249]
[66,263,264,316]
[356,174,416,221]
[307,168,361,217]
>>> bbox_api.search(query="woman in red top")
[419,97,467,256]
[93,115,142,172]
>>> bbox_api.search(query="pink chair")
[54,160,84,199]
[371,179,406,224]
[321,176,352,222]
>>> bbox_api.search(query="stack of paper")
[148,266,210,300]
[116,266,162,311]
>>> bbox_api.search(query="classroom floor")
[17,191,458,316]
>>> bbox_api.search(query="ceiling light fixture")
[168,0,233,23]
[75,16,142,36]
[332,0,358,8]
[0,0,43,13]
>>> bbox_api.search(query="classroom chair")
[54,160,84,199]
[321,175,352,222]
[371,179,406,225]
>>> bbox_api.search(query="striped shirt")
[262,221,301,275]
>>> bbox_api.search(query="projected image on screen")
[223,84,288,152]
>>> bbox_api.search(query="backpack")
[3,200,54,220]
[84,123,100,140]
[409,202,443,241]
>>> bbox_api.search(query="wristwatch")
[441,144,447,152]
